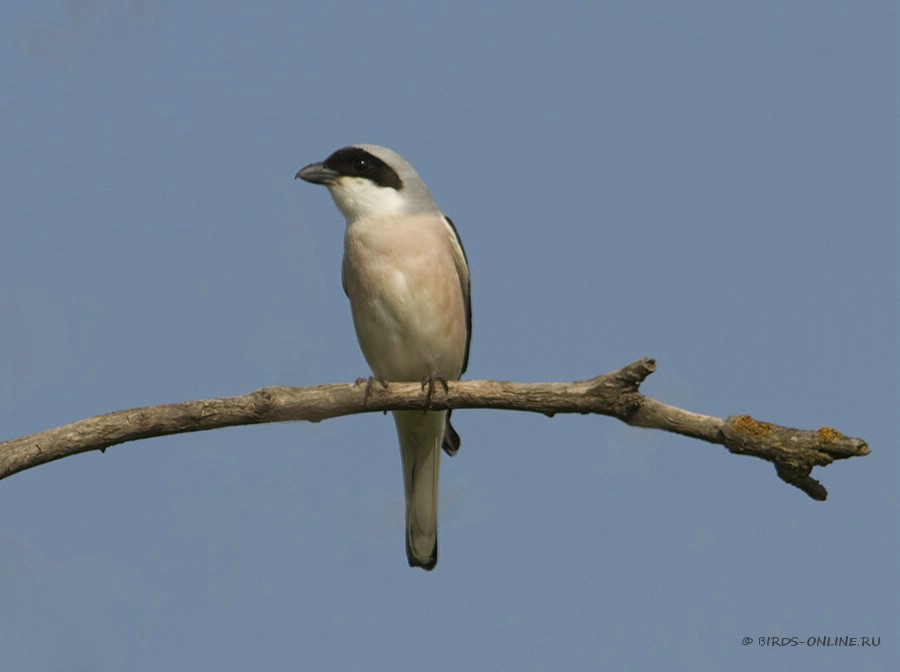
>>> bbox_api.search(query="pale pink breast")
[343,215,467,381]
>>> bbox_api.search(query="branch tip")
[775,464,828,501]
[622,357,656,383]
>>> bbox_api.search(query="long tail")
[393,410,446,570]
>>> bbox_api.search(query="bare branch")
[0,358,868,499]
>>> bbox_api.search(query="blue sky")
[1,1,896,670]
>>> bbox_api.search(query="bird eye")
[351,157,371,174]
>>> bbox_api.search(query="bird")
[295,144,471,570]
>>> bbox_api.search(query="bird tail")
[393,410,446,570]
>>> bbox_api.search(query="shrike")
[295,144,471,570]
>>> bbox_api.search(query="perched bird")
[296,145,471,570]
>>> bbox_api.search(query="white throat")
[328,177,408,222]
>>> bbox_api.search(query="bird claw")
[421,374,449,410]
[356,375,388,404]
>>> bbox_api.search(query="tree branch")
[0,358,868,499]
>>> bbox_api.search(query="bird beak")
[295,162,340,185]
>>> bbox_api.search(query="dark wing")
[442,215,471,375]
[441,214,470,457]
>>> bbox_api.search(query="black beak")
[295,162,340,185]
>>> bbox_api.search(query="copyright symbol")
[741,637,753,646]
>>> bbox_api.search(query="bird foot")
[421,373,449,410]
[355,375,388,404]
